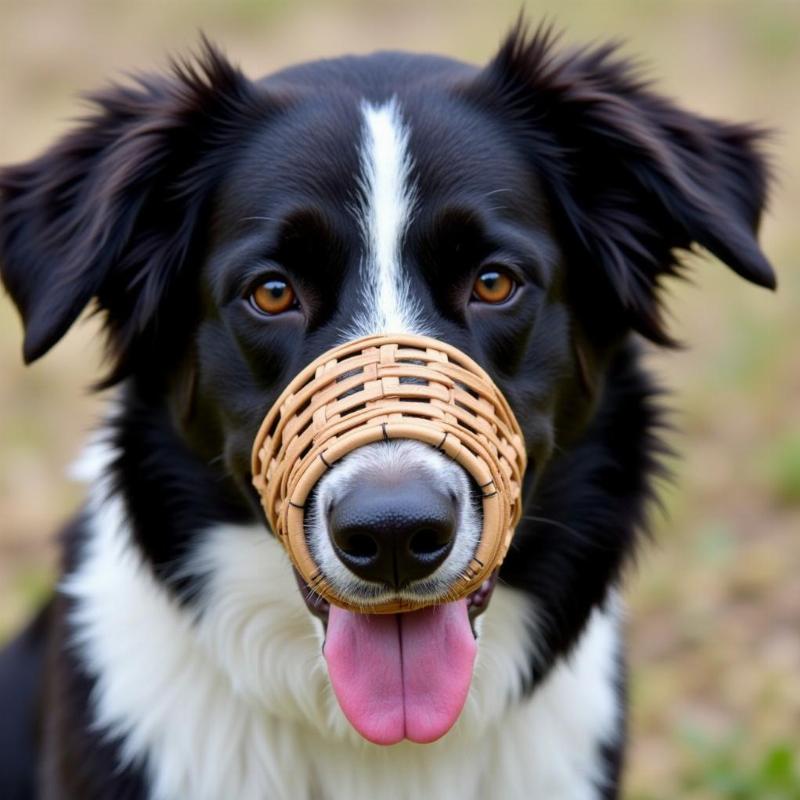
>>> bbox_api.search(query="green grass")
[630,732,800,799]
[762,432,800,506]
[678,734,800,800]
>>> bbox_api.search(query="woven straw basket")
[251,333,526,613]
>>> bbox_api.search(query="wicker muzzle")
[251,333,527,613]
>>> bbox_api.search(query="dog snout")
[329,478,456,588]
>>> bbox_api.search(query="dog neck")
[57,458,624,798]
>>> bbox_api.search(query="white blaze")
[348,98,428,338]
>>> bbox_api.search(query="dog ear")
[468,23,776,344]
[0,40,266,380]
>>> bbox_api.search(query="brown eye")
[251,278,297,315]
[472,270,515,304]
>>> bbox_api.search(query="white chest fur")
[64,475,621,800]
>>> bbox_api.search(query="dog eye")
[250,277,297,315]
[472,270,516,304]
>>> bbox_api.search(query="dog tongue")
[324,600,476,745]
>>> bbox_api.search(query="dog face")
[0,27,774,745]
[199,84,566,614]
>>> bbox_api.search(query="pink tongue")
[324,600,476,745]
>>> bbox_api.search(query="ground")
[0,2,798,797]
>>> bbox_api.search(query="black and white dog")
[0,23,774,800]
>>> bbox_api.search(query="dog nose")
[329,478,456,588]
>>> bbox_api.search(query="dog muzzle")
[251,333,526,613]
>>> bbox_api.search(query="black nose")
[329,478,456,589]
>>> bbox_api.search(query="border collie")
[0,22,774,800]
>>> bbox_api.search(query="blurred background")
[0,1,797,797]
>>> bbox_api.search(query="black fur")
[0,602,50,798]
[0,23,773,799]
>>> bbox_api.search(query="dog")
[0,22,775,800]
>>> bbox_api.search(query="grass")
[761,431,800,506]
[632,733,800,800]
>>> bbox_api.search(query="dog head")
[0,25,774,745]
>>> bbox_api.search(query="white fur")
[305,440,481,607]
[346,98,430,339]
[63,442,622,800]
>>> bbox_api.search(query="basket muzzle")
[251,333,527,614]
